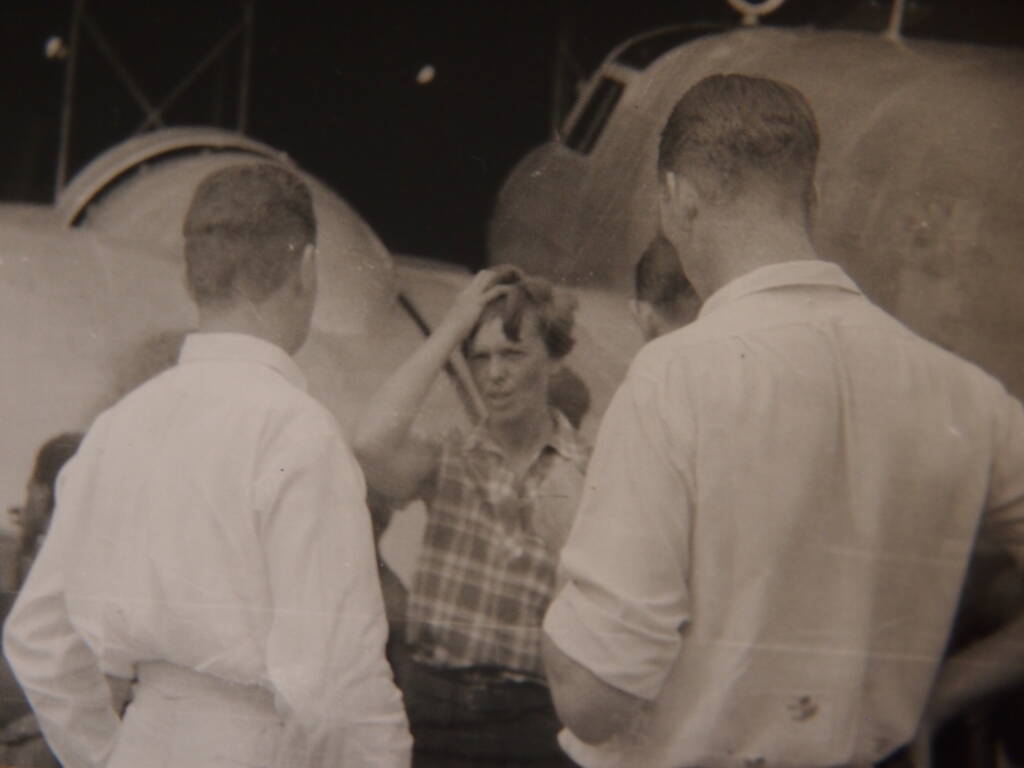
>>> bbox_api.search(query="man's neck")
[197,300,295,355]
[690,206,818,301]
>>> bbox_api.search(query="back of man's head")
[633,236,698,340]
[658,74,819,216]
[183,164,316,306]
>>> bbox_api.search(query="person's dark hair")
[183,163,316,305]
[635,235,695,310]
[657,74,819,212]
[31,432,83,492]
[462,268,578,361]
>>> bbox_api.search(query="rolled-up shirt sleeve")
[544,357,694,701]
[257,410,411,767]
[3,449,121,768]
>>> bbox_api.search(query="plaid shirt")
[405,410,589,678]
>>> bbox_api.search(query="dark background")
[2,0,1022,269]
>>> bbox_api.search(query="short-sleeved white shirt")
[545,261,1024,768]
[4,332,411,768]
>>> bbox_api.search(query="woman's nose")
[487,357,507,381]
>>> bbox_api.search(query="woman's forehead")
[469,310,543,350]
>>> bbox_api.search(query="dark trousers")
[396,654,578,768]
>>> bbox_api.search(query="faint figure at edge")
[9,432,83,589]
[0,432,82,768]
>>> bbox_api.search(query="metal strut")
[53,0,256,198]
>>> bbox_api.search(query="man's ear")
[805,180,819,226]
[181,270,197,303]
[658,170,677,216]
[659,171,699,234]
[298,243,317,294]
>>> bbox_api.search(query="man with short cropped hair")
[356,267,587,766]
[4,163,410,768]
[630,235,699,342]
[542,74,1024,768]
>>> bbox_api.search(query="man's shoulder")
[87,364,181,431]
[259,385,347,449]
[858,300,1013,400]
[109,359,344,447]
[623,302,1014,422]
[627,325,711,384]
[905,329,1013,407]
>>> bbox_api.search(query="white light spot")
[416,64,436,85]
[44,36,67,60]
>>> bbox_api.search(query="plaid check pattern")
[405,410,589,678]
